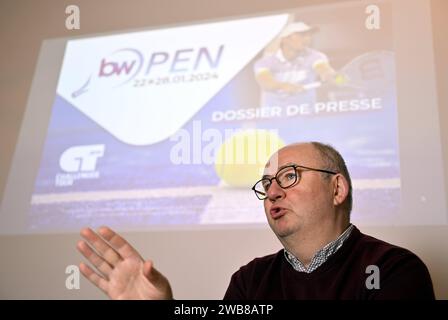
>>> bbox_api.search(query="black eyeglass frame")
[251,164,338,200]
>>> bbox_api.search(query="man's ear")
[333,174,349,206]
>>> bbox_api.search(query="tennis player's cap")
[279,22,318,37]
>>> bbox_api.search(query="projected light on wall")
[1,0,440,234]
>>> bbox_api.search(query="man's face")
[263,144,335,239]
[283,32,312,51]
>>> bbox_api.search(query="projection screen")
[1,0,446,234]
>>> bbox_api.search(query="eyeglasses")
[252,164,338,200]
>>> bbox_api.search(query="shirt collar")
[284,224,354,273]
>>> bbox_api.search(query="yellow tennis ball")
[334,74,347,85]
[214,129,285,187]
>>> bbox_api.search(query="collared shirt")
[284,224,354,273]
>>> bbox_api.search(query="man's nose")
[266,179,285,202]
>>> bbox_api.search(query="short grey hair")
[310,142,353,215]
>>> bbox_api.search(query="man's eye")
[285,173,296,180]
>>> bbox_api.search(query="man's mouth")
[270,206,287,219]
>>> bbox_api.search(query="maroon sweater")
[224,226,435,299]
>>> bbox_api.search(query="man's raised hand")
[77,226,173,300]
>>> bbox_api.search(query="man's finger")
[80,227,122,266]
[77,240,113,277]
[143,260,164,283]
[143,260,154,280]
[143,260,174,299]
[97,226,141,260]
[79,262,108,294]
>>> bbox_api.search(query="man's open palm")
[77,227,172,300]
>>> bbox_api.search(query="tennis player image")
[254,22,342,107]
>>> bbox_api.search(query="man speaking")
[77,142,434,299]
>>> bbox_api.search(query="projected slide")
[29,1,401,231]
